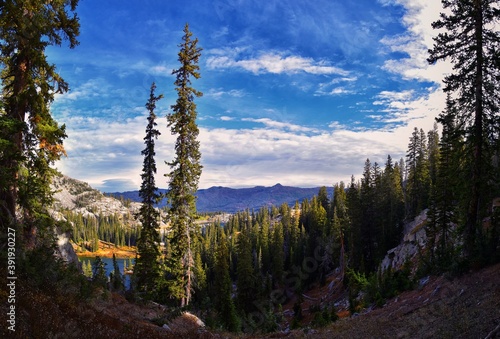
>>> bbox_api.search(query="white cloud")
[380,0,453,82]
[206,88,246,99]
[54,78,109,103]
[207,51,349,76]
[197,118,419,188]
[242,118,319,133]
[56,111,177,192]
[315,76,358,96]
[374,90,415,103]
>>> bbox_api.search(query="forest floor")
[2,262,499,338]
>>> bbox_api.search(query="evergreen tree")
[332,182,349,277]
[427,96,462,268]
[290,201,301,268]
[83,260,92,278]
[427,123,440,190]
[380,155,405,252]
[166,23,203,306]
[346,176,362,271]
[236,229,256,313]
[213,233,240,331]
[428,0,500,257]
[134,83,163,296]
[318,186,330,213]
[360,159,376,272]
[258,207,271,274]
[406,128,430,218]
[271,222,285,285]
[0,0,80,249]
[92,256,108,288]
[110,254,124,292]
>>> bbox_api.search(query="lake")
[79,257,135,290]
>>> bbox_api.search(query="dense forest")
[0,0,499,336]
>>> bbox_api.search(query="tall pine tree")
[428,0,500,257]
[166,23,203,307]
[134,82,163,296]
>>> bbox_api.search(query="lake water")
[79,257,135,290]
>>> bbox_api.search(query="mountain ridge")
[108,183,333,213]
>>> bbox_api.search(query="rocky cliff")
[380,209,428,272]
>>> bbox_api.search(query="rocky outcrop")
[163,312,205,336]
[380,209,428,272]
[54,228,81,271]
[52,174,142,221]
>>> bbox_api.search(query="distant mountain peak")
[109,183,333,213]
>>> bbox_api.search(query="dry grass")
[276,263,500,338]
[2,262,498,339]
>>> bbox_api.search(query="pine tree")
[346,176,362,271]
[428,0,500,257]
[332,182,349,278]
[83,260,92,278]
[134,83,163,296]
[380,155,405,252]
[110,254,124,292]
[0,0,80,249]
[92,256,108,288]
[360,159,376,272]
[427,96,462,268]
[406,128,430,218]
[166,23,203,307]
[214,233,240,331]
[271,222,285,285]
[236,229,256,313]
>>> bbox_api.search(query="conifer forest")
[0,0,499,337]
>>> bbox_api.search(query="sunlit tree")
[166,23,203,306]
[134,83,163,296]
[0,0,80,249]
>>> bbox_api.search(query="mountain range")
[108,184,333,213]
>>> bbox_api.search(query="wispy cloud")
[242,118,319,133]
[314,76,358,96]
[206,88,246,99]
[207,51,349,76]
[54,78,110,103]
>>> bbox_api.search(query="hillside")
[4,260,498,338]
[110,184,333,213]
[52,174,142,222]
[279,262,500,338]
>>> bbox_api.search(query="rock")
[162,324,171,331]
[183,311,205,327]
[54,227,81,271]
[419,276,430,289]
[431,286,441,297]
[167,311,205,335]
[381,210,429,272]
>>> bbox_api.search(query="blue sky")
[49,0,452,192]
